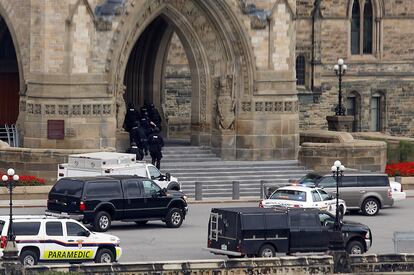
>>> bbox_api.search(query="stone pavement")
[1,191,413,208]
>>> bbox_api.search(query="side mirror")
[165,172,171,181]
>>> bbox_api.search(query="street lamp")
[331,160,345,231]
[1,168,20,262]
[333,58,347,116]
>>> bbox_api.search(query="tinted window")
[341,176,358,187]
[317,177,336,188]
[290,212,319,228]
[319,213,334,227]
[148,166,161,179]
[318,189,331,201]
[142,180,161,196]
[358,175,388,187]
[124,180,142,198]
[14,222,41,236]
[311,191,321,202]
[85,181,122,198]
[51,179,84,197]
[270,190,306,202]
[46,221,63,236]
[66,222,87,236]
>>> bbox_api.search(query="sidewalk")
[1,191,413,208]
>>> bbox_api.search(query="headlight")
[183,195,188,201]
[365,231,370,239]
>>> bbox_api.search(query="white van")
[57,152,181,190]
[0,215,122,265]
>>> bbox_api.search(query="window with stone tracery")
[350,0,374,55]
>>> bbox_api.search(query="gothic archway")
[0,16,19,126]
[108,0,255,151]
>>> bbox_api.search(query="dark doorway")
[0,17,19,125]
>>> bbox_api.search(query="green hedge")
[387,140,414,164]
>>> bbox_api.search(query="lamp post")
[331,160,345,231]
[333,58,347,116]
[1,168,20,262]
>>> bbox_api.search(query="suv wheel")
[94,211,112,232]
[258,244,276,258]
[361,198,380,216]
[346,240,365,255]
[95,248,115,263]
[20,249,38,266]
[165,208,183,228]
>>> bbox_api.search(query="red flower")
[0,173,46,186]
[385,162,414,177]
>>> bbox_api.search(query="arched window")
[296,55,306,86]
[363,0,373,54]
[351,0,374,55]
[351,1,360,54]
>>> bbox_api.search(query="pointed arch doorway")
[123,15,195,142]
[0,16,19,126]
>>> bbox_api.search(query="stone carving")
[242,101,252,112]
[216,75,236,130]
[103,104,111,115]
[72,105,81,116]
[275,101,284,112]
[239,0,271,29]
[93,104,102,115]
[95,0,125,31]
[27,104,33,114]
[116,84,126,129]
[285,101,293,112]
[83,105,91,115]
[58,105,69,116]
[45,105,56,115]
[255,102,263,112]
[34,104,41,115]
[265,102,273,112]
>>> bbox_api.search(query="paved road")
[2,199,414,262]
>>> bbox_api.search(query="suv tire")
[258,244,276,258]
[165,208,183,228]
[93,211,112,232]
[20,249,38,266]
[95,248,115,263]
[361,198,380,216]
[346,240,365,254]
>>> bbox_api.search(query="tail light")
[79,201,86,212]
[58,173,64,177]
[293,204,300,208]
[259,201,263,208]
[237,240,243,253]
[58,165,64,169]
[401,185,403,192]
[1,236,7,249]
[387,188,392,198]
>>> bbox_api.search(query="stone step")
[162,157,222,162]
[165,165,305,173]
[162,153,218,158]
[160,160,301,169]
[175,171,307,179]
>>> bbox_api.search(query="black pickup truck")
[206,207,371,257]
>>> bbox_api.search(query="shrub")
[0,173,45,186]
[385,162,414,177]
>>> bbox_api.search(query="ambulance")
[0,215,122,265]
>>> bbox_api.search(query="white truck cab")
[57,152,181,190]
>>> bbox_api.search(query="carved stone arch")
[347,0,383,19]
[0,1,25,94]
[272,0,296,19]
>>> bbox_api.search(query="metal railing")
[0,124,19,147]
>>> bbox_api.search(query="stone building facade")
[0,0,299,161]
[296,0,414,136]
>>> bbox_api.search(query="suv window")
[341,176,358,187]
[270,190,306,202]
[311,190,321,202]
[358,175,388,187]
[319,213,334,227]
[318,189,331,201]
[142,180,161,196]
[124,180,142,198]
[317,177,336,188]
[148,166,161,180]
[85,181,122,198]
[66,222,87,236]
[46,221,63,236]
[51,179,84,197]
[14,222,41,236]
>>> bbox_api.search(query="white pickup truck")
[57,152,181,190]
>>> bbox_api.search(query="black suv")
[46,175,188,232]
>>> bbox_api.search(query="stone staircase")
[149,143,311,199]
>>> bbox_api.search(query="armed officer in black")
[147,127,164,169]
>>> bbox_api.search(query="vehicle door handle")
[360,191,366,194]
[68,240,74,242]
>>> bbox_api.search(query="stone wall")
[296,0,414,138]
[299,130,387,172]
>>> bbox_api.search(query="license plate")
[221,244,227,250]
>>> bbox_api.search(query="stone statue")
[216,75,236,130]
[116,84,126,131]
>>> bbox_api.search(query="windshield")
[270,189,307,202]
[50,179,84,197]
[298,173,322,184]
[318,189,332,201]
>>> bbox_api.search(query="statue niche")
[116,84,127,131]
[216,75,236,130]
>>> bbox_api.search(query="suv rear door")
[48,179,84,213]
[357,175,390,206]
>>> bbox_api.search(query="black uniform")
[149,103,162,131]
[123,104,140,133]
[148,128,164,169]
[127,142,143,162]
[129,125,147,160]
